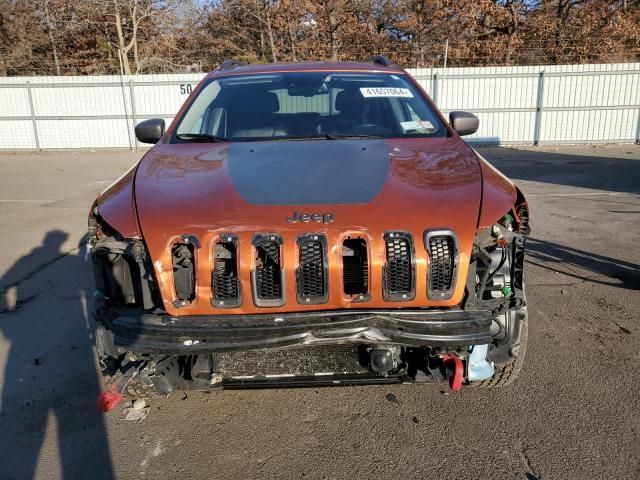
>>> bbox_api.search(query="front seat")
[332,89,367,133]
[227,91,288,139]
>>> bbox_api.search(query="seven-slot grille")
[177,231,459,307]
[382,232,416,301]
[296,234,328,304]
[426,233,457,299]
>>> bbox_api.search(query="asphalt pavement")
[0,144,638,479]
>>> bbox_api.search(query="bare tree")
[106,0,157,74]
[1,0,640,76]
[319,0,345,60]
[41,0,62,74]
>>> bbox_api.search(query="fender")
[475,151,519,227]
[95,161,142,239]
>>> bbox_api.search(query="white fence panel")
[37,119,132,149]
[541,109,639,143]
[468,111,537,144]
[407,63,640,145]
[0,63,639,150]
[0,85,30,117]
[0,120,35,149]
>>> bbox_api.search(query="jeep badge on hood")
[286,211,334,224]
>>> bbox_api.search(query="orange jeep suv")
[89,57,529,396]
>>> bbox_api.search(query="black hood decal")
[227,140,389,205]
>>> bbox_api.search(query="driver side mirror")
[449,111,479,136]
[135,118,165,144]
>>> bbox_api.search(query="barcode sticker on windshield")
[360,87,413,98]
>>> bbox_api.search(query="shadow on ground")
[480,146,640,289]
[0,230,114,479]
[479,146,640,194]
[526,238,640,290]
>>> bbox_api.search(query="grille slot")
[382,232,415,301]
[92,249,141,307]
[342,238,369,301]
[212,235,241,308]
[252,234,284,307]
[296,235,328,304]
[426,232,457,299]
[172,243,195,305]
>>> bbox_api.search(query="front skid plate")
[172,373,443,391]
[221,373,405,389]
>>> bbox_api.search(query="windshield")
[174,72,446,142]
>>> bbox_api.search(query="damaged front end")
[88,196,530,397]
[88,208,163,396]
[462,197,530,386]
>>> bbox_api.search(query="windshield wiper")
[262,134,336,141]
[272,133,384,141]
[176,133,225,143]
[176,133,386,143]
[324,133,384,139]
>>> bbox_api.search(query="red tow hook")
[441,354,464,392]
[96,385,124,412]
[96,368,139,412]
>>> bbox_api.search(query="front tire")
[471,286,528,388]
[475,308,527,387]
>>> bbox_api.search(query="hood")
[135,137,482,235]
[133,137,483,313]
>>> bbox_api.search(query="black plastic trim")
[251,233,285,307]
[218,59,247,70]
[211,233,242,309]
[222,374,403,389]
[366,55,393,67]
[107,308,492,354]
[296,234,329,305]
[171,242,196,305]
[424,230,459,300]
[382,231,416,302]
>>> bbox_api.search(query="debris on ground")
[123,399,150,421]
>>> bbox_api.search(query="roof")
[208,61,406,78]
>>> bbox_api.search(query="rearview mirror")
[135,118,165,144]
[449,111,479,136]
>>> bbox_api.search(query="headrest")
[335,89,366,118]
[246,91,280,114]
